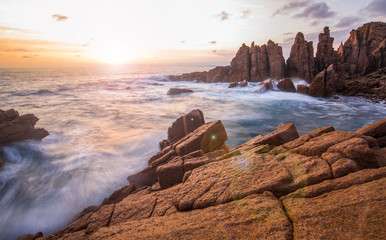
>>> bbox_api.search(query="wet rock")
[228,80,248,88]
[167,88,193,95]
[356,117,386,147]
[254,123,299,146]
[0,109,48,147]
[253,79,274,93]
[297,84,309,94]
[287,32,315,82]
[277,78,296,92]
[228,82,238,88]
[230,43,251,82]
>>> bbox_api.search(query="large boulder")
[167,109,205,145]
[309,64,343,97]
[254,123,299,146]
[277,78,296,92]
[356,118,386,147]
[0,109,48,147]
[287,32,315,82]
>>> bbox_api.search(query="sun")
[92,41,132,65]
[106,50,127,64]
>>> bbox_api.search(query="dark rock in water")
[125,86,131,90]
[228,80,248,88]
[333,95,340,99]
[0,109,49,147]
[167,88,193,95]
[15,232,43,240]
[0,160,3,169]
[228,82,238,88]
[287,32,315,82]
[277,78,296,92]
[297,84,309,94]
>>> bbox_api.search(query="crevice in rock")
[279,199,295,240]
[106,204,116,227]
[159,204,175,217]
[186,181,217,211]
[148,197,158,218]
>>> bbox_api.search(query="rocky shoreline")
[18,109,386,239]
[169,22,386,102]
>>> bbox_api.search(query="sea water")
[0,65,385,239]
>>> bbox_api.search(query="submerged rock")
[228,80,248,88]
[0,109,48,147]
[167,88,193,95]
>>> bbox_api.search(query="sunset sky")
[0,0,385,67]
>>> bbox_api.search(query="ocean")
[0,64,385,239]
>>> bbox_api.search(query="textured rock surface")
[287,32,315,81]
[0,109,48,147]
[315,27,337,74]
[230,43,251,82]
[250,42,269,81]
[340,22,386,75]
[356,117,386,147]
[32,116,386,240]
[309,64,343,97]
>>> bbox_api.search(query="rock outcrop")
[315,27,338,74]
[308,64,343,97]
[0,109,49,147]
[287,32,315,82]
[340,22,386,75]
[230,43,251,82]
[228,80,248,88]
[27,111,386,240]
[127,109,229,189]
[267,40,286,79]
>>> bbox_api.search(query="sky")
[0,0,385,68]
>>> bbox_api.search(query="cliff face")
[287,32,315,82]
[341,22,386,75]
[25,112,386,240]
[315,27,337,74]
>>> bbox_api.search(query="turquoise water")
[0,65,385,239]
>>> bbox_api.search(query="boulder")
[287,32,315,82]
[228,80,248,88]
[254,79,274,93]
[309,64,343,97]
[0,109,48,147]
[228,82,238,88]
[277,78,296,92]
[167,109,205,145]
[297,84,309,94]
[167,88,193,95]
[356,118,386,139]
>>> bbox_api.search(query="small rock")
[228,82,238,88]
[333,95,340,99]
[167,88,193,95]
[297,85,309,94]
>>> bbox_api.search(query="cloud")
[6,48,30,52]
[22,55,32,58]
[181,41,186,44]
[81,44,89,47]
[361,0,386,17]
[241,10,251,18]
[272,0,310,17]
[217,11,230,21]
[335,16,362,28]
[293,2,336,19]
[52,14,69,22]
[283,32,294,36]
[209,41,217,45]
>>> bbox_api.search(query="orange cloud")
[52,14,69,21]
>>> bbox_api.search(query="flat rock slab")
[88,192,293,240]
[282,176,386,240]
[174,147,332,211]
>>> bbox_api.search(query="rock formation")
[20,110,386,240]
[267,40,286,79]
[340,22,386,75]
[250,42,269,81]
[287,32,315,81]
[127,109,229,189]
[315,27,337,74]
[228,80,248,88]
[308,64,343,97]
[0,109,48,147]
[230,43,251,82]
